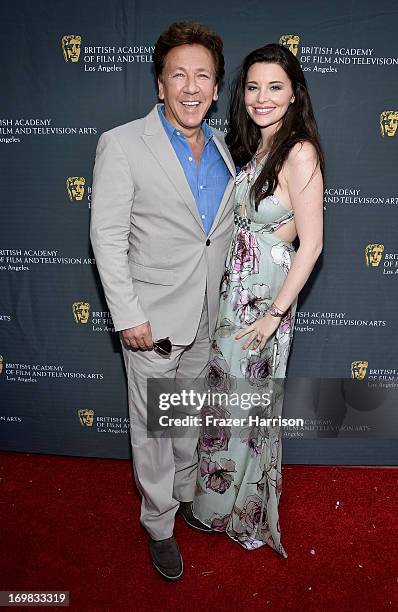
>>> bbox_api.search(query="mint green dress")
[193,154,297,557]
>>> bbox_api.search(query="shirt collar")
[158,104,213,144]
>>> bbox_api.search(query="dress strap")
[236,153,268,218]
[256,210,295,234]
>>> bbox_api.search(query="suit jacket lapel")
[212,130,236,177]
[141,106,204,231]
[141,105,236,237]
[208,131,236,236]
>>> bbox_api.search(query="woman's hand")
[235,313,281,351]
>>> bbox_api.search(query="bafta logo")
[62,35,82,63]
[0,355,3,375]
[380,111,398,137]
[66,177,85,202]
[351,361,368,380]
[279,34,300,56]
[78,409,94,427]
[365,244,384,267]
[72,302,90,324]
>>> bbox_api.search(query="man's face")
[380,111,398,137]
[158,44,218,134]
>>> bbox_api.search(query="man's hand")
[121,321,153,350]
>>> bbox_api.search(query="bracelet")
[268,303,286,318]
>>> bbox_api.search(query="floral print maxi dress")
[193,155,297,557]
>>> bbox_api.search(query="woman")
[193,44,324,556]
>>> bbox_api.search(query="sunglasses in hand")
[153,337,172,357]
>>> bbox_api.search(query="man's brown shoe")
[149,536,183,581]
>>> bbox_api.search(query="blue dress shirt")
[159,105,231,235]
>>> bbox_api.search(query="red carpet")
[0,452,397,611]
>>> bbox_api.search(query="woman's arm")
[272,140,323,312]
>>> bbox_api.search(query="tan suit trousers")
[122,293,210,540]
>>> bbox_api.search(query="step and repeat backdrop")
[1,0,397,464]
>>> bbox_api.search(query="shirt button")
[206,239,211,246]
[201,215,205,219]
[200,185,203,190]
[188,156,193,161]
[176,131,180,136]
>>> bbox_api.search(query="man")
[90,21,235,580]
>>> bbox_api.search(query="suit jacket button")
[206,239,211,246]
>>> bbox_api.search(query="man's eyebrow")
[169,66,212,72]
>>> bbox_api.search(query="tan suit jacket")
[90,104,235,345]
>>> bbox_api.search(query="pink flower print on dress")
[199,404,232,454]
[230,283,271,325]
[232,228,261,281]
[200,457,236,494]
[276,309,292,346]
[239,494,263,532]
[210,513,230,531]
[240,352,273,387]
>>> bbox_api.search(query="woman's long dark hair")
[225,44,325,209]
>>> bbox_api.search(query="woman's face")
[244,62,294,135]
